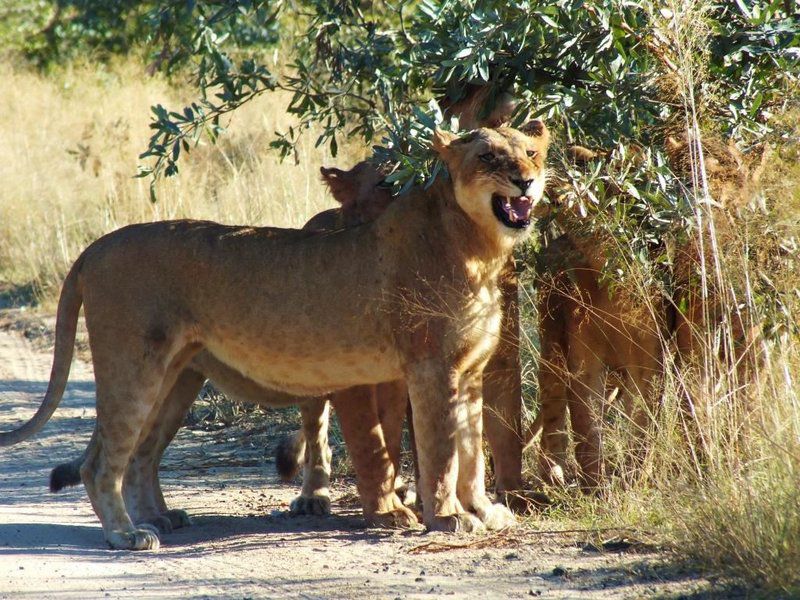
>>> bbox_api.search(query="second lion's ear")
[320,166,357,209]
[432,129,458,160]
[520,120,550,146]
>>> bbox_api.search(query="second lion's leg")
[536,274,572,488]
[567,353,607,493]
[124,368,204,532]
[619,357,662,481]
[375,380,413,502]
[537,339,570,488]
[333,385,417,529]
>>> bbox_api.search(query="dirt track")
[0,325,713,599]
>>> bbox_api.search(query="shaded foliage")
[131,1,798,191]
[10,0,281,66]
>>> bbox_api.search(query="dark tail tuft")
[50,459,82,492]
[275,431,305,481]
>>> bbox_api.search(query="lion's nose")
[511,178,534,193]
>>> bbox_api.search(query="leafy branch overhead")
[133,1,797,192]
[26,1,796,203]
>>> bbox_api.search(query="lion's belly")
[202,334,403,396]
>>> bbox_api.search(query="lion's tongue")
[507,196,532,222]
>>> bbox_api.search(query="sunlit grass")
[0,57,359,306]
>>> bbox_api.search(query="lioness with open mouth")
[0,122,550,550]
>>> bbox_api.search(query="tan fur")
[315,164,540,513]
[533,136,765,490]
[47,164,414,530]
[0,124,550,549]
[49,85,537,529]
[534,232,666,490]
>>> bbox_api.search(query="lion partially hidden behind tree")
[0,122,551,550]
[532,134,768,490]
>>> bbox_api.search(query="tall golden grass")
[0,59,357,305]
[518,154,799,595]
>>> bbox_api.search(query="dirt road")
[0,326,711,599]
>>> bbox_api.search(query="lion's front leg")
[482,266,525,501]
[406,361,482,533]
[567,352,607,493]
[457,370,516,531]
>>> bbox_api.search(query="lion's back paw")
[289,494,331,516]
[139,516,173,534]
[365,506,420,530]
[163,509,192,529]
[477,503,517,531]
[107,527,161,551]
[498,489,552,514]
[425,513,485,533]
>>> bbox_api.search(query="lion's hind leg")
[81,330,198,550]
[81,394,163,550]
[124,368,205,533]
[289,398,333,517]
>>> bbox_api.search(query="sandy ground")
[0,323,716,599]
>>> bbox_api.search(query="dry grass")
[519,209,800,597]
[0,58,359,306]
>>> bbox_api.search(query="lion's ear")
[520,120,550,146]
[320,166,357,208]
[432,129,458,159]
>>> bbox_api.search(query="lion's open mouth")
[492,194,533,229]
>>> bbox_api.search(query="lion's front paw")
[425,513,485,533]
[476,503,517,531]
[289,494,331,516]
[108,526,161,551]
[365,506,420,530]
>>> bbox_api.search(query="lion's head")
[433,122,550,247]
[320,162,392,226]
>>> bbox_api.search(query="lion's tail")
[522,411,544,452]
[274,430,307,481]
[0,257,83,447]
[50,455,84,492]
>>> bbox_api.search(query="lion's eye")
[526,150,538,159]
[479,152,495,163]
